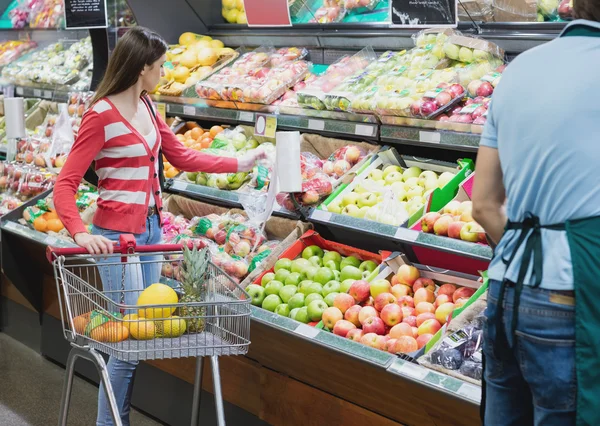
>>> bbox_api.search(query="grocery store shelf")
[1,220,75,248]
[13,85,70,103]
[309,209,493,262]
[380,124,481,153]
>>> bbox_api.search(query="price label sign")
[33,89,42,97]
[390,0,457,28]
[155,103,166,121]
[64,0,108,29]
[254,114,277,138]
[243,0,291,27]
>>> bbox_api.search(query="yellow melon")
[179,32,199,46]
[137,283,178,319]
[197,49,218,67]
[179,51,198,69]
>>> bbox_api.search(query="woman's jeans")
[483,279,576,426]
[92,215,162,426]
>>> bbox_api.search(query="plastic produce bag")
[45,104,75,169]
[458,0,494,21]
[362,188,410,226]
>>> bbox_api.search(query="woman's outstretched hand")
[237,147,268,172]
[74,233,115,255]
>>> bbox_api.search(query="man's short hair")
[574,0,600,21]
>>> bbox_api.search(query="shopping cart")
[47,235,251,426]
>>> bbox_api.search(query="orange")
[190,127,203,140]
[176,134,185,142]
[184,130,193,139]
[72,312,91,334]
[43,211,58,221]
[191,143,202,151]
[46,218,64,233]
[209,126,224,138]
[164,162,172,170]
[186,121,200,130]
[33,217,48,232]
[200,137,212,148]
[165,168,178,178]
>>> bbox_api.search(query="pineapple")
[178,245,210,333]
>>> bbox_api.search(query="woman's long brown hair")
[91,27,168,105]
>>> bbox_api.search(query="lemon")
[162,316,187,338]
[129,320,156,340]
[122,314,139,331]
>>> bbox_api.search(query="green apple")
[406,185,424,200]
[370,279,392,298]
[359,260,378,273]
[341,265,363,282]
[274,269,291,283]
[359,206,369,218]
[404,177,419,188]
[369,169,384,181]
[279,285,298,303]
[305,266,318,280]
[261,272,276,286]
[342,204,361,217]
[274,258,292,272]
[324,292,340,307]
[285,272,303,286]
[291,258,311,274]
[384,171,404,186]
[314,267,335,285]
[342,193,359,207]
[307,300,328,322]
[295,306,310,323]
[298,280,314,294]
[333,270,341,281]
[322,280,341,296]
[289,307,301,320]
[302,245,324,259]
[305,282,324,296]
[403,166,422,181]
[288,293,306,310]
[305,293,324,306]
[382,165,402,179]
[328,202,342,214]
[353,183,367,194]
[246,284,265,306]
[323,251,342,265]
[274,303,290,317]
[438,171,455,188]
[262,294,282,312]
[341,279,355,293]
[340,255,361,270]
[324,260,340,271]
[265,280,284,296]
[357,192,378,208]
[308,256,323,267]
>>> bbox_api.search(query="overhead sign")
[243,0,292,27]
[390,0,457,27]
[64,0,108,29]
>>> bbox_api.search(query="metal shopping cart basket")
[47,235,251,426]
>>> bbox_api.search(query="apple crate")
[319,146,474,227]
[253,229,383,286]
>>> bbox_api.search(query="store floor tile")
[0,332,161,426]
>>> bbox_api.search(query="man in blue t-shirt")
[473,3,600,425]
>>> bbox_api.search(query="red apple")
[416,312,436,327]
[396,295,415,308]
[472,105,487,119]
[400,307,415,319]
[363,296,375,307]
[418,319,442,336]
[433,214,454,236]
[420,100,438,117]
[455,298,470,308]
[460,221,485,242]
[385,338,398,354]
[362,316,386,335]
[403,315,417,327]
[413,278,436,293]
[421,212,441,233]
[448,84,465,99]
[391,284,413,299]
[416,334,433,349]
[414,288,435,305]
[394,336,418,354]
[435,91,452,107]
[395,264,420,287]
[380,303,403,327]
[344,305,362,327]
[476,82,494,97]
[333,293,356,314]
[374,292,397,312]
[346,328,364,342]
[360,332,379,347]
[434,294,452,308]
[348,280,370,303]
[358,306,378,325]
[453,287,476,303]
[322,307,343,329]
[389,322,414,339]
[448,221,466,239]
[333,320,356,337]
[370,279,392,298]
[438,283,457,297]
[411,99,424,116]
[415,302,435,315]
[374,335,390,350]
[435,302,456,325]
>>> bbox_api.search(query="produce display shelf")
[309,208,493,262]
[13,85,70,103]
[277,113,379,140]
[1,220,75,248]
[151,94,241,124]
[166,179,300,220]
[380,124,481,153]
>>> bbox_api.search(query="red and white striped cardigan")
[54,96,238,236]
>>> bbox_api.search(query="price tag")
[419,131,441,144]
[308,119,325,131]
[171,180,187,191]
[400,362,428,381]
[457,383,482,402]
[33,89,42,97]
[4,85,14,97]
[254,114,277,138]
[155,103,166,121]
[183,105,195,116]
[16,87,23,96]
[239,111,254,122]
[45,236,58,246]
[43,90,53,99]
[294,323,320,339]
[394,227,419,241]
[311,209,332,222]
[355,124,373,137]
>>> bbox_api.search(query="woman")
[53,27,265,425]
[472,4,600,425]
